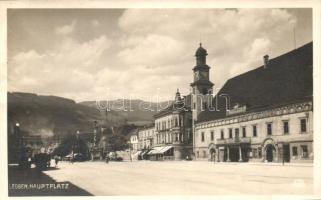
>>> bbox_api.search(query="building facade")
[193,42,313,163]
[130,133,139,153]
[130,42,313,163]
[137,125,155,159]
[194,102,313,163]
[149,90,193,161]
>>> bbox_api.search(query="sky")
[8,8,312,102]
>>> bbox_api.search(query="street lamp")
[15,122,23,147]
[76,131,80,154]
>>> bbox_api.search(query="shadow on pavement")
[8,165,93,196]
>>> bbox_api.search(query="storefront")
[148,146,174,161]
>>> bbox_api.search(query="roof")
[138,124,155,132]
[195,43,208,56]
[197,42,313,123]
[190,79,214,87]
[126,128,139,140]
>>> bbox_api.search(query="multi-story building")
[149,90,193,161]
[194,42,313,163]
[129,130,139,153]
[130,42,313,163]
[137,125,155,159]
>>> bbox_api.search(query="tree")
[104,134,129,153]
[53,134,89,159]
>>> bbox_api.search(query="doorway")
[209,148,215,161]
[266,144,275,162]
[283,144,290,162]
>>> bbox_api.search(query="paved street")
[40,161,313,195]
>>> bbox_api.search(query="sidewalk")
[204,161,313,167]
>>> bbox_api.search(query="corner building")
[193,42,313,163]
[149,90,193,161]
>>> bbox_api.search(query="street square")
[39,161,313,195]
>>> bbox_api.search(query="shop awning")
[140,150,150,156]
[148,147,164,155]
[159,146,173,154]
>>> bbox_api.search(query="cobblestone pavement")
[41,161,313,195]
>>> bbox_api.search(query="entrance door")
[266,145,274,162]
[209,148,215,161]
[283,144,290,162]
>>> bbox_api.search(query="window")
[220,130,224,139]
[253,125,257,137]
[258,147,262,158]
[229,128,233,138]
[283,121,289,134]
[210,131,214,141]
[201,132,205,142]
[292,146,298,156]
[235,128,239,139]
[242,127,246,137]
[252,149,257,158]
[301,145,308,158]
[193,103,196,109]
[300,118,307,133]
[267,123,272,136]
[202,102,207,110]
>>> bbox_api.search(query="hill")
[7,92,127,137]
[78,99,171,126]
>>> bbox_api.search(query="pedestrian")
[105,155,109,164]
[55,156,59,167]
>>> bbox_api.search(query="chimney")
[263,55,269,68]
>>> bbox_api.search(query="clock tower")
[190,43,214,121]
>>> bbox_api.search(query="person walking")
[54,156,59,167]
